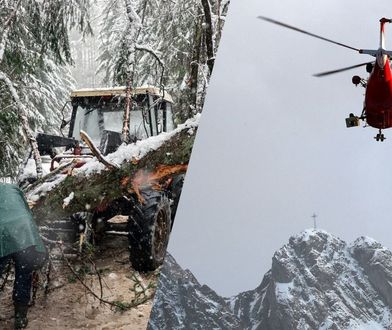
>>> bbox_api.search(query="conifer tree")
[0,0,91,179]
[97,0,230,122]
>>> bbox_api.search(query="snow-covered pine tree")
[0,0,91,179]
[97,0,230,123]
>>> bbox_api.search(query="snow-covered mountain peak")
[287,228,344,251]
[292,228,333,240]
[148,253,244,330]
[271,229,346,284]
[149,232,392,329]
[233,231,392,329]
[351,235,384,250]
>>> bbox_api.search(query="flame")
[122,164,188,204]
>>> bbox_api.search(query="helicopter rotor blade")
[313,62,373,77]
[257,16,361,52]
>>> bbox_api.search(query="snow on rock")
[148,253,243,330]
[275,281,293,303]
[346,319,388,330]
[351,236,385,250]
[150,230,392,329]
[350,235,392,308]
[230,229,392,330]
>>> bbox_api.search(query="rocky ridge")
[149,230,392,329]
[147,253,243,329]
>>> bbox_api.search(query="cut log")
[26,117,199,225]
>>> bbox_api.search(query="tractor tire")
[128,189,172,272]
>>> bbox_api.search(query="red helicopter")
[258,16,392,141]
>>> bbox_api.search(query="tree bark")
[177,10,203,122]
[200,0,215,74]
[122,0,142,142]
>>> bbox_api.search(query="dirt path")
[0,237,157,329]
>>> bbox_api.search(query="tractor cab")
[67,86,175,154]
[34,86,175,172]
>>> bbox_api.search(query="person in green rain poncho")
[0,183,48,330]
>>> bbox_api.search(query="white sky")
[167,0,392,297]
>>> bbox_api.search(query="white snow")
[19,156,51,181]
[272,230,392,329]
[346,320,385,330]
[352,236,384,249]
[319,318,334,330]
[297,228,331,242]
[76,114,200,176]
[27,174,67,202]
[63,191,74,208]
[275,281,294,303]
[249,291,261,314]
[360,237,378,245]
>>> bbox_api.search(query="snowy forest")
[0,1,230,328]
[0,0,230,179]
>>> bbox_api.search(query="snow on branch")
[135,44,165,85]
[135,44,164,68]
[27,114,200,222]
[124,0,142,27]
[0,71,43,178]
[201,0,215,74]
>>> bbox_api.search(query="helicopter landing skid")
[374,129,386,142]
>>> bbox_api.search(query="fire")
[122,164,188,204]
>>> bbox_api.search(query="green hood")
[0,184,46,258]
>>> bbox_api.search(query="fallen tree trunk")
[26,118,198,225]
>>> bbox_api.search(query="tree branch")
[135,44,164,69]
[135,44,165,86]
[28,117,199,223]
[0,71,43,178]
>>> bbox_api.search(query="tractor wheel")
[128,189,172,272]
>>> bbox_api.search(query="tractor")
[30,86,184,272]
